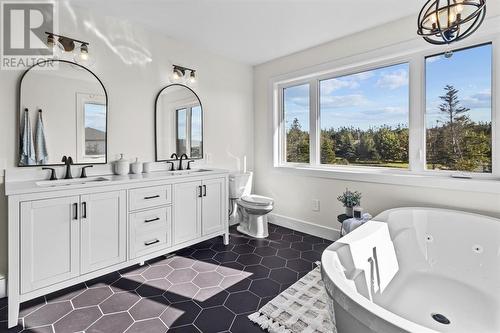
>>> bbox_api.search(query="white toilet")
[229,172,274,238]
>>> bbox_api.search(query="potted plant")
[337,188,362,217]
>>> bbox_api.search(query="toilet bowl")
[229,172,274,238]
[236,195,274,238]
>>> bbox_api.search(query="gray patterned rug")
[249,263,336,333]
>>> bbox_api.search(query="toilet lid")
[241,195,273,206]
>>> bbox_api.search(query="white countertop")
[5,168,230,196]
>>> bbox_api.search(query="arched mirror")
[19,59,107,166]
[155,84,204,161]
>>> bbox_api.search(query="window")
[190,105,203,158]
[83,103,106,158]
[426,43,492,173]
[320,63,409,168]
[176,108,188,155]
[283,83,310,163]
[176,105,203,158]
[275,41,497,179]
[76,93,106,164]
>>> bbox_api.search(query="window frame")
[273,34,500,184]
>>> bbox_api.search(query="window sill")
[274,165,500,194]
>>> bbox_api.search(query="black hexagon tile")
[0,224,330,333]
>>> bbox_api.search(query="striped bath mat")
[249,263,336,333]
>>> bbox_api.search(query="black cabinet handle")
[73,203,78,220]
[198,185,203,198]
[82,202,87,219]
[145,217,160,223]
[203,185,207,197]
[144,195,160,200]
[144,239,160,246]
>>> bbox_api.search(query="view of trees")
[286,85,491,172]
[427,85,491,172]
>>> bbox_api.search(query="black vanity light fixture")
[171,64,197,84]
[45,32,92,64]
[417,0,486,47]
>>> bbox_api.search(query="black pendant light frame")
[417,0,487,45]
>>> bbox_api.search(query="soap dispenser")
[114,154,130,175]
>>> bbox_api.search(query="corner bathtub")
[321,207,500,333]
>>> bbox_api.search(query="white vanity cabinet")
[80,191,127,274]
[19,190,126,293]
[5,170,229,329]
[173,177,226,245]
[20,196,80,293]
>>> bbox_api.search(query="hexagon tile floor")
[0,224,331,333]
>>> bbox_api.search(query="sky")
[84,103,106,132]
[283,43,492,132]
[426,43,492,127]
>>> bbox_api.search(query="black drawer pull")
[73,202,78,220]
[198,185,203,198]
[144,195,160,200]
[145,217,160,223]
[203,185,207,197]
[144,239,160,246]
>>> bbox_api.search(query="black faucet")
[179,154,189,170]
[80,165,93,178]
[187,160,195,170]
[61,156,74,179]
[166,161,175,171]
[42,167,57,180]
[170,153,179,170]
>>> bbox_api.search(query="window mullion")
[309,79,319,166]
[409,55,425,173]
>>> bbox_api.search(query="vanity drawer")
[129,185,171,211]
[130,207,171,232]
[132,228,170,258]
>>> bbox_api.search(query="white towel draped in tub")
[35,110,48,164]
[19,108,36,166]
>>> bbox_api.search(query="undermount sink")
[169,169,211,175]
[36,176,111,188]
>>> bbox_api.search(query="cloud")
[376,69,408,90]
[361,106,407,116]
[462,91,491,109]
[320,94,369,108]
[321,71,374,94]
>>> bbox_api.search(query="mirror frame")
[154,83,204,162]
[18,59,108,167]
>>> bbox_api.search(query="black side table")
[337,214,349,237]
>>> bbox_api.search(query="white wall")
[0,5,254,274]
[253,14,500,237]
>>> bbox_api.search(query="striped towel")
[19,109,36,166]
[35,110,49,164]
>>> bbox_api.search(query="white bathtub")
[321,207,500,333]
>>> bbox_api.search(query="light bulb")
[74,43,94,65]
[455,0,464,13]
[189,71,196,84]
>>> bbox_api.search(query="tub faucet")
[61,156,73,179]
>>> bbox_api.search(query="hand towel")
[35,110,49,164]
[19,108,36,166]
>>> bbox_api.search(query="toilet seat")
[241,195,273,206]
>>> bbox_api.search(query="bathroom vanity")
[4,168,229,328]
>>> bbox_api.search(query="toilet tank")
[229,172,253,199]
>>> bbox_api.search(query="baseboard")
[268,213,340,241]
[0,274,6,299]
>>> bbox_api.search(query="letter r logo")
[2,2,54,56]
